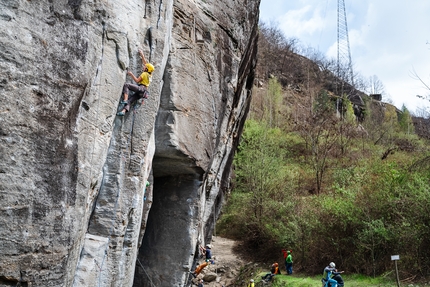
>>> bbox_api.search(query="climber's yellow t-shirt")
[139,71,152,87]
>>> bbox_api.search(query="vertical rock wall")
[0,0,259,286]
[135,0,260,286]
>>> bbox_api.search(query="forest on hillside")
[218,22,430,280]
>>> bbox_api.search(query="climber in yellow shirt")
[117,49,154,116]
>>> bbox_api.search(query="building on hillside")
[370,94,382,101]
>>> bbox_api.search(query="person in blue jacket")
[200,244,212,260]
[322,262,344,287]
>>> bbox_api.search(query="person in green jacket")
[282,249,293,274]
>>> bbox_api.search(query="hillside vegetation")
[217,22,430,281]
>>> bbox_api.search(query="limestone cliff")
[0,0,260,287]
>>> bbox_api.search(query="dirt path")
[190,236,249,287]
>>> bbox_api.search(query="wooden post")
[391,255,400,287]
[394,260,400,287]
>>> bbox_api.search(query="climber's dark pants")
[122,83,148,112]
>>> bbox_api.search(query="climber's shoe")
[120,100,128,105]
[117,111,125,116]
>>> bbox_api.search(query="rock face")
[0,0,259,287]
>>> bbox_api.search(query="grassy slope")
[256,272,416,287]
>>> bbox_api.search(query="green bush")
[219,113,430,279]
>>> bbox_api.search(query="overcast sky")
[259,0,430,113]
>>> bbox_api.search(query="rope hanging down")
[137,258,157,287]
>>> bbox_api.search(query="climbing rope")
[97,173,122,287]
[128,102,139,168]
[96,99,135,287]
[213,197,216,237]
[95,112,142,285]
[137,257,157,287]
[213,200,217,278]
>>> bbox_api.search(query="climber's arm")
[127,70,142,84]
[139,49,147,65]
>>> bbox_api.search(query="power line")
[318,0,330,49]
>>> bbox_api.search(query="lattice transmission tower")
[337,0,354,96]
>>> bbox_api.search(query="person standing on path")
[282,249,293,274]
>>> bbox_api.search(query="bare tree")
[413,106,430,118]
[367,75,385,95]
[411,40,429,101]
[258,21,299,79]
[353,73,370,94]
[382,94,393,105]
[297,91,339,194]
[411,67,430,101]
